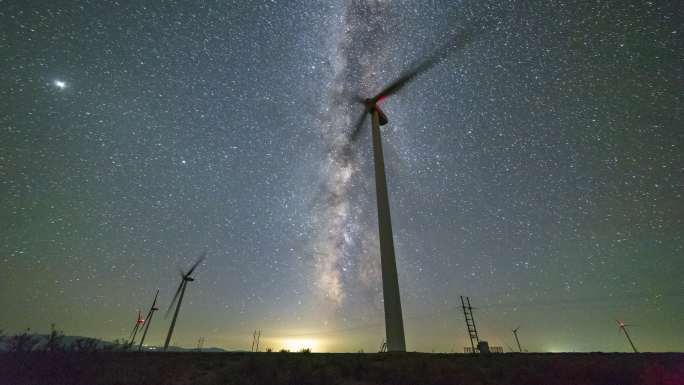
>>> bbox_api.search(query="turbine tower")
[349,32,473,352]
[127,310,145,348]
[617,320,638,353]
[163,251,206,352]
[354,95,405,352]
[137,289,160,352]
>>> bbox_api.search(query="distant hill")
[0,333,227,352]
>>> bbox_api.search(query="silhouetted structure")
[251,330,261,352]
[379,340,387,353]
[460,296,480,353]
[512,326,523,352]
[348,29,475,353]
[464,345,503,354]
[617,320,638,353]
[138,289,160,352]
[127,310,145,347]
[163,251,206,352]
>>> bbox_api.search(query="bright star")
[53,80,67,89]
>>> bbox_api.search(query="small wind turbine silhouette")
[617,320,638,353]
[512,326,523,352]
[163,251,206,352]
[127,310,145,347]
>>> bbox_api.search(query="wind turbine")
[127,310,145,347]
[512,326,522,352]
[163,252,206,352]
[137,289,160,352]
[349,32,474,352]
[617,320,638,353]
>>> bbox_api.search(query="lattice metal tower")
[460,296,480,353]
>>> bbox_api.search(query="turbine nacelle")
[136,310,145,325]
[364,98,389,126]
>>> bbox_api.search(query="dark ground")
[1,352,682,385]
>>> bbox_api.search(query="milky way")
[309,0,481,311]
[309,1,392,309]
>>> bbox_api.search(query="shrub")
[69,337,100,352]
[102,338,129,351]
[7,329,40,352]
[45,323,64,352]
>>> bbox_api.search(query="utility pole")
[255,330,261,352]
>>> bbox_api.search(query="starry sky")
[1,0,682,353]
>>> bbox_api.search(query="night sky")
[1,0,682,353]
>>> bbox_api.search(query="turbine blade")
[165,280,184,318]
[374,28,476,101]
[352,95,366,104]
[152,289,160,307]
[186,250,207,277]
[350,112,369,142]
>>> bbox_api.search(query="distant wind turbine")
[137,289,160,352]
[127,310,145,347]
[512,326,523,352]
[617,320,638,353]
[163,251,206,352]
